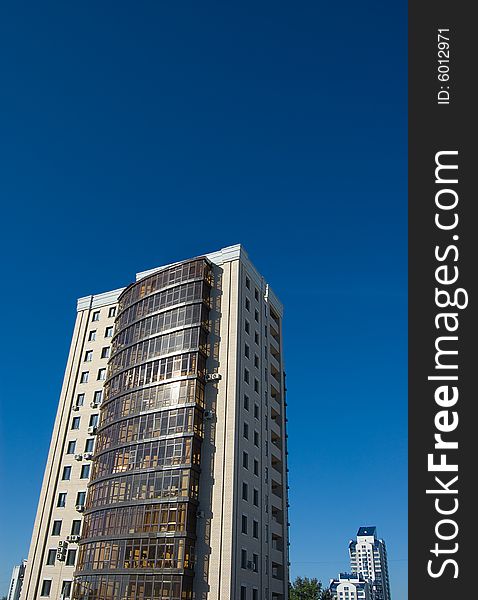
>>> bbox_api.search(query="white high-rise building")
[349,527,391,600]
[21,245,289,600]
[8,561,27,600]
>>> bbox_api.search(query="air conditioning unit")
[72,405,80,411]
[206,373,221,382]
[58,540,68,547]
[90,401,98,408]
[203,410,214,420]
[66,535,81,542]
[83,452,94,460]
[196,511,205,518]
[88,426,97,434]
[75,504,85,512]
[74,454,83,461]
[247,560,254,570]
[56,552,65,562]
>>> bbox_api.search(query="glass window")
[254,404,259,419]
[97,368,106,380]
[253,489,259,506]
[101,347,110,358]
[46,549,56,566]
[80,464,90,479]
[245,277,250,290]
[105,326,113,338]
[254,431,259,447]
[62,466,71,480]
[61,581,72,599]
[254,459,259,476]
[89,414,99,427]
[243,422,249,439]
[242,482,248,501]
[242,515,248,534]
[80,372,89,383]
[66,549,77,566]
[244,395,249,411]
[84,350,93,362]
[254,379,259,393]
[71,417,80,430]
[245,297,250,311]
[88,330,96,341]
[57,493,66,507]
[244,369,250,384]
[76,491,86,506]
[92,311,100,322]
[71,521,81,536]
[243,452,248,469]
[108,307,116,318]
[245,344,250,358]
[52,520,62,535]
[255,331,259,345]
[41,580,52,597]
[255,288,259,301]
[245,320,250,334]
[241,549,247,568]
[66,441,76,454]
[255,309,259,322]
[241,586,247,600]
[76,394,85,407]
[84,438,94,453]
[94,390,103,403]
[253,520,259,538]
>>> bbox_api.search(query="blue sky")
[0,1,407,598]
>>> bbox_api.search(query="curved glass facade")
[74,258,212,600]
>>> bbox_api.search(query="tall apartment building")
[21,244,289,600]
[8,561,27,600]
[349,527,391,600]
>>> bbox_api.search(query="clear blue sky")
[0,1,407,598]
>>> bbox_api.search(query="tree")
[290,576,331,600]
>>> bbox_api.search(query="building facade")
[349,527,391,600]
[329,573,371,600]
[8,561,27,600]
[21,245,289,600]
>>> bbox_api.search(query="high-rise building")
[329,573,371,600]
[8,561,27,600]
[349,527,391,600]
[21,245,289,600]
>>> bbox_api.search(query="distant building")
[329,573,371,600]
[349,526,391,600]
[8,561,27,600]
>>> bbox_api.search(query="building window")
[76,491,86,506]
[253,554,259,572]
[243,422,249,439]
[254,354,259,368]
[254,431,259,447]
[253,589,258,600]
[93,390,103,404]
[245,297,250,311]
[76,393,85,407]
[242,515,248,534]
[71,417,80,430]
[243,451,248,469]
[245,344,250,358]
[84,438,94,452]
[88,330,96,341]
[97,368,106,380]
[242,482,248,501]
[254,459,259,476]
[40,580,52,597]
[80,464,91,479]
[92,311,100,322]
[80,372,89,383]
[52,520,62,535]
[108,307,116,318]
[253,520,259,538]
[57,493,67,507]
[46,549,56,566]
[105,326,113,338]
[245,320,250,334]
[241,586,247,600]
[62,466,71,480]
[254,378,259,393]
[244,394,249,411]
[245,276,251,290]
[61,581,72,599]
[244,369,250,384]
[66,549,77,566]
[89,414,99,427]
[254,404,259,419]
[253,488,259,506]
[254,331,259,345]
[101,347,110,359]
[66,441,76,454]
[84,350,93,362]
[255,309,259,322]
[71,520,81,535]
[255,288,260,301]
[241,549,247,568]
